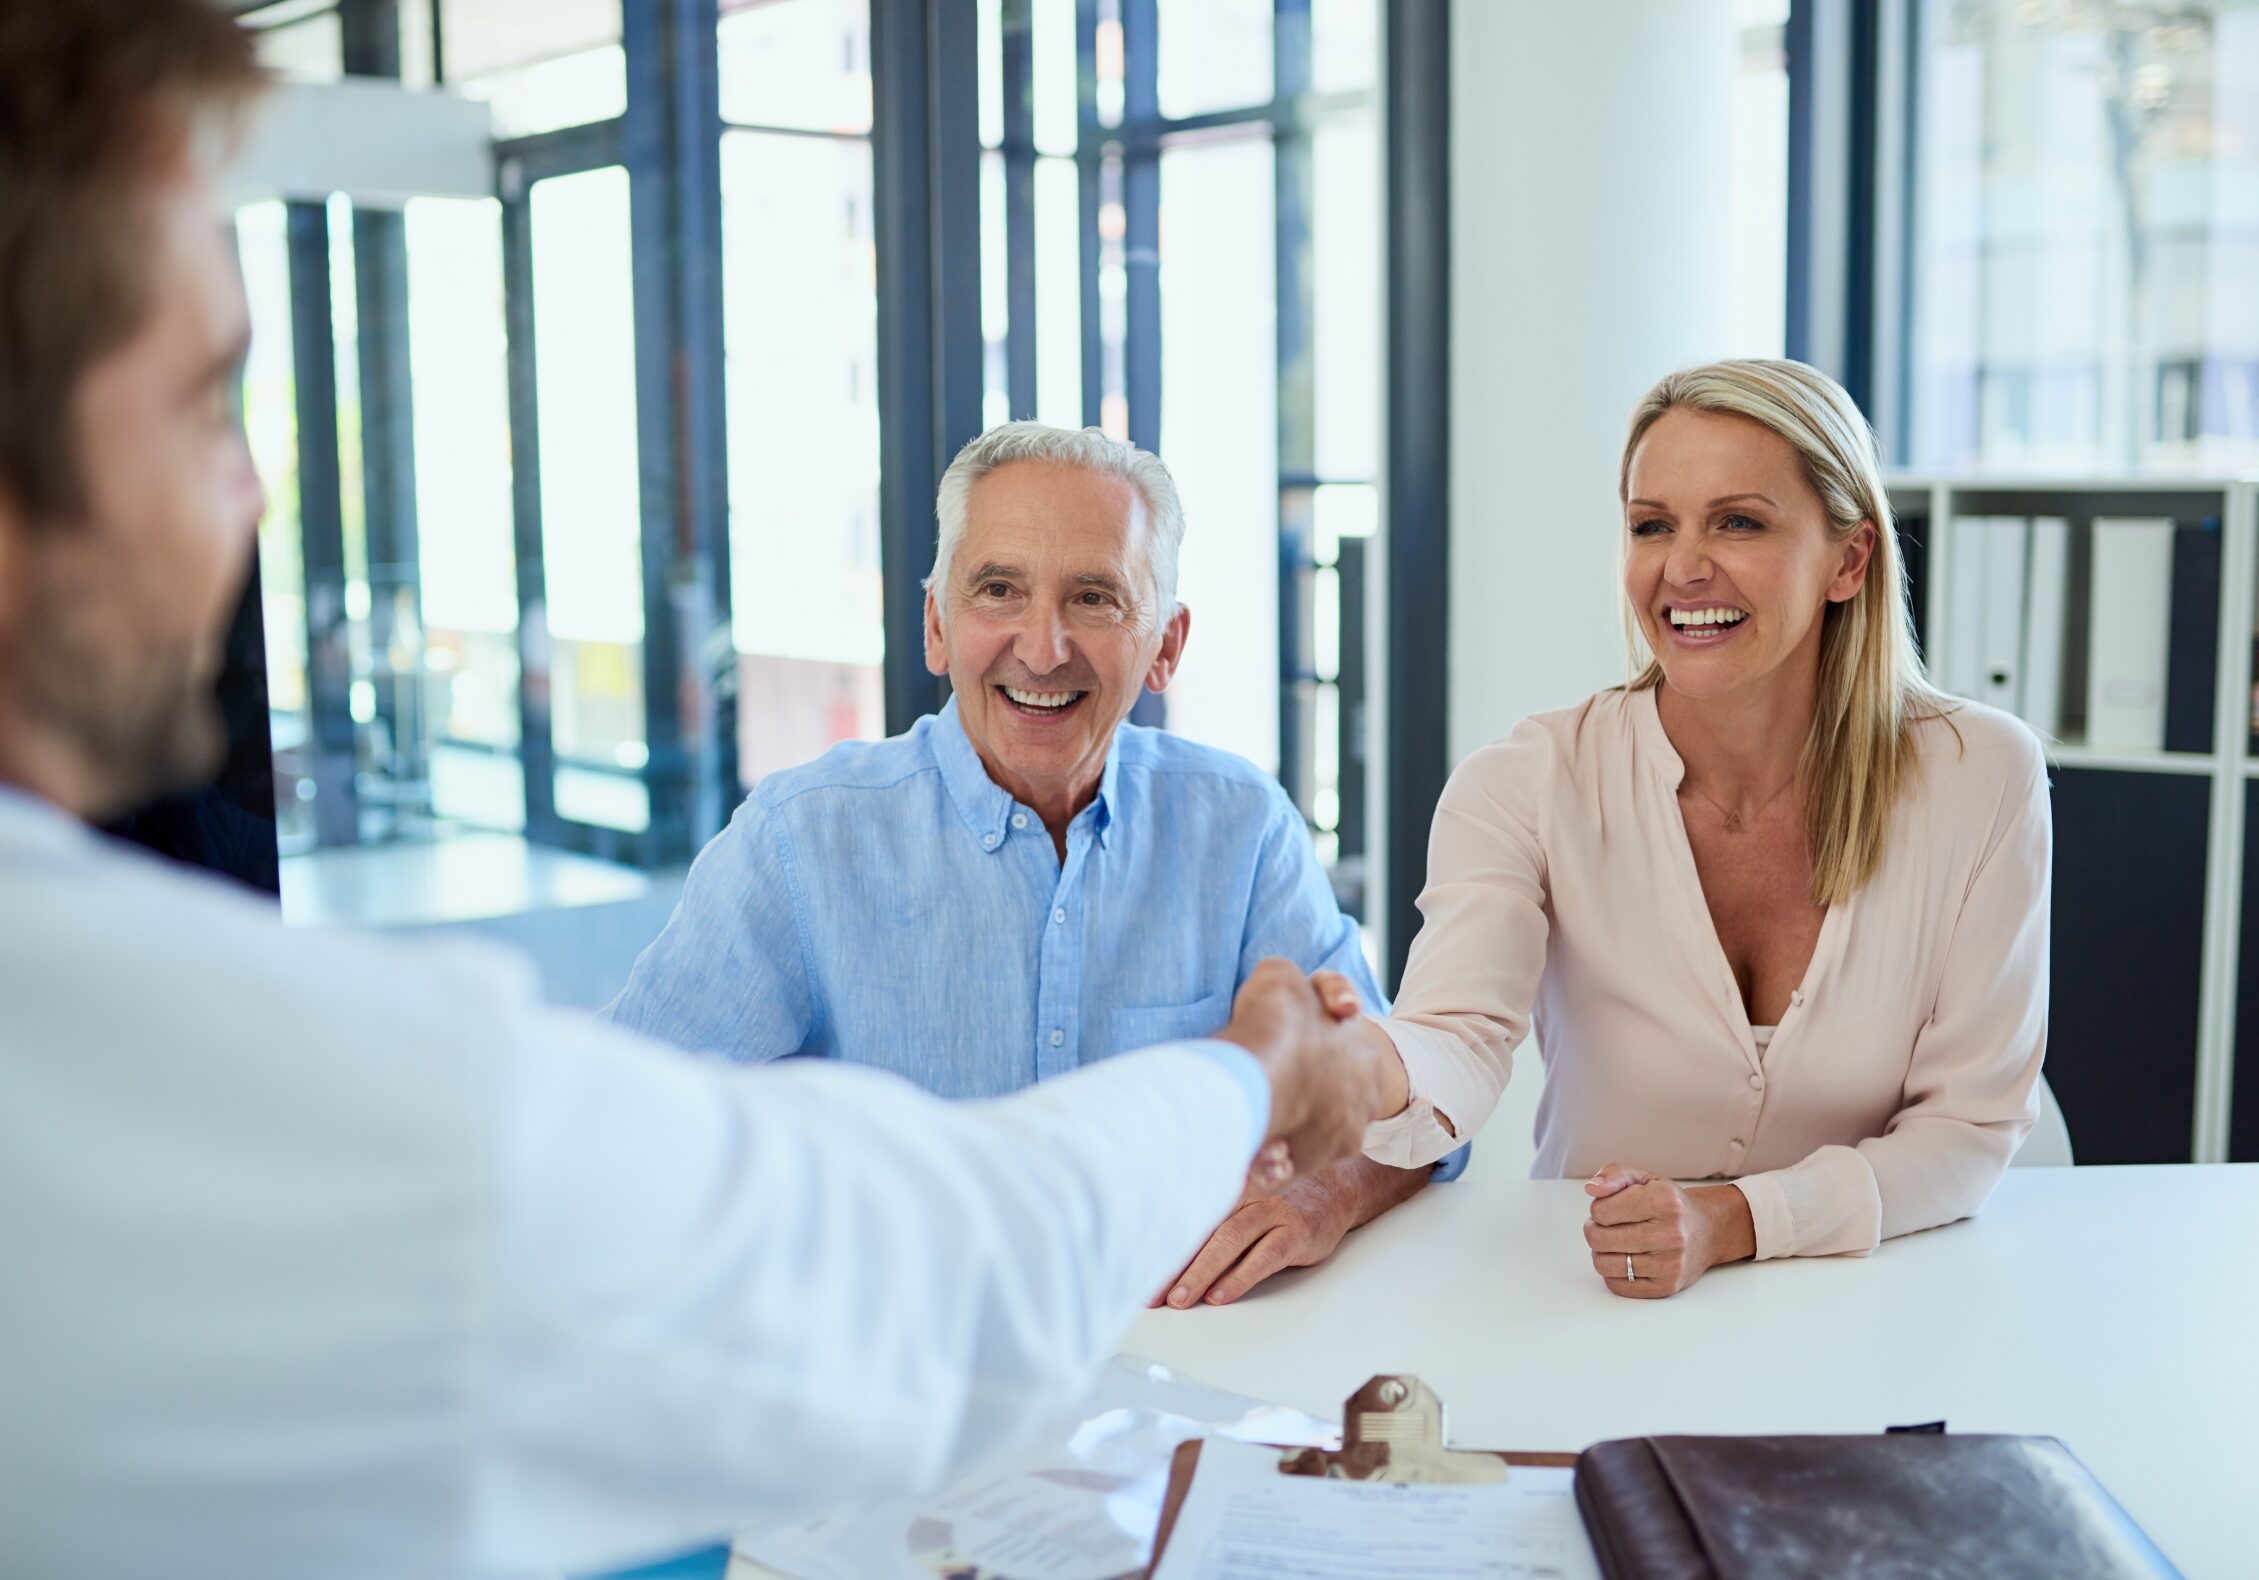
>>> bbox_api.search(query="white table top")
[1126,1156,2255,1578]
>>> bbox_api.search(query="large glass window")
[978,0,1085,431]
[528,166,650,833]
[232,0,1407,895]
[1157,0,1272,119]
[971,3,1389,909]
[236,1,643,872]
[405,197,524,832]
[1907,0,2259,472]
[1159,137,1279,774]
[721,0,887,789]
[445,0,626,139]
[718,0,872,132]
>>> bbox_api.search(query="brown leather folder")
[1573,1434,2183,1579]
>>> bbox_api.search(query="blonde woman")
[1358,359,2049,1299]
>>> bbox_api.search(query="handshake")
[1215,958,1405,1195]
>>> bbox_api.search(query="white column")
[1448,0,1743,763]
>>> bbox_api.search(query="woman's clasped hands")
[1582,1164,1758,1300]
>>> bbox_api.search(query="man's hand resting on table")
[1583,1163,1757,1299]
[1154,1153,1433,1308]
[1154,961,1412,1306]
[1211,958,1392,1196]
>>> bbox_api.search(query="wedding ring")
[1625,1255,1636,1282]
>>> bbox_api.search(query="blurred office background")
[171,0,2259,1168]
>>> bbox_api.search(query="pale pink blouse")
[1361,687,2050,1260]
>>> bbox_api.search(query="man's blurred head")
[0,1,267,820]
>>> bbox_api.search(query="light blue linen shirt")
[607,697,1388,1099]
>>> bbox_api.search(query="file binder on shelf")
[1941,515,2031,712]
[1978,516,2030,715]
[1940,516,1992,700]
[2085,516,2175,751]
[2020,516,2070,739]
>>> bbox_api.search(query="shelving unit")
[1888,476,2259,1166]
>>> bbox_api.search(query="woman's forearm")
[1691,1183,1757,1267]
[1356,1017,1466,1138]
[1359,1016,1413,1119]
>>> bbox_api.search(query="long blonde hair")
[1619,359,1955,906]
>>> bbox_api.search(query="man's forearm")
[1331,1148,1433,1229]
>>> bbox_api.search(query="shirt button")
[981,833,997,848]
[1729,1138,1746,1150]
[1049,1029,1065,1047]
[1790,991,1805,1008]
[1011,812,1029,829]
[1748,1073,1764,1090]
[1052,907,1066,925]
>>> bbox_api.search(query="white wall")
[1447,0,1744,762]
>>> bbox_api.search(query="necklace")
[1681,772,1797,834]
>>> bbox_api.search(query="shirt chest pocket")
[1109,986,1236,1054]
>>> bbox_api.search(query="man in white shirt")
[0,6,1392,1575]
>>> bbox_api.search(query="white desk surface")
[1126,1157,2255,1578]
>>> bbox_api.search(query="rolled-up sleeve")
[1362,721,1552,1170]
[1732,733,2050,1259]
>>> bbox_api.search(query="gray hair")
[927,422,1187,622]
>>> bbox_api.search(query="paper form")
[1148,1439,1601,1580]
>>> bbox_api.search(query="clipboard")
[1145,1374,1576,1576]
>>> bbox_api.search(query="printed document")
[1148,1438,1601,1580]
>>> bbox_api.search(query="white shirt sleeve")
[471,1010,1264,1575]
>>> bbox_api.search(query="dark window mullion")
[621,0,707,866]
[1075,0,1104,428]
[1120,0,1160,449]
[343,0,424,823]
[285,200,362,848]
[1275,0,1315,818]
[1104,87,1369,154]
[718,120,873,141]
[493,119,627,183]
[496,183,561,846]
[1336,533,1368,871]
[348,207,423,813]
[1383,0,1452,991]
[1001,0,1039,418]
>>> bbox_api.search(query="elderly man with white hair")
[609,422,1462,1304]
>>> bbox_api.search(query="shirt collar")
[927,695,1124,854]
